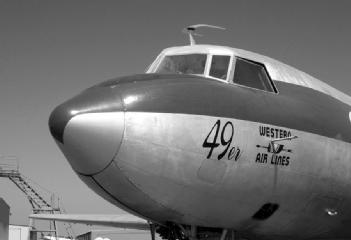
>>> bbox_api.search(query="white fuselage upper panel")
[147,45,351,106]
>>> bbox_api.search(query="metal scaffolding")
[0,155,75,239]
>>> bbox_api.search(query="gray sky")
[1,0,350,234]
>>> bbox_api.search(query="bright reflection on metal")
[70,110,79,115]
[349,112,351,123]
[70,104,114,116]
[124,95,138,105]
[325,208,338,216]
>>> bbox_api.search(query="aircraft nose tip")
[49,105,72,144]
[48,88,125,175]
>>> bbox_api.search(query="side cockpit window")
[232,58,277,93]
[155,54,207,75]
[209,55,230,80]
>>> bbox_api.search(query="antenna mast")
[183,24,226,45]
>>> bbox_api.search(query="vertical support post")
[230,230,236,240]
[190,225,197,240]
[189,32,196,45]
[29,231,37,240]
[220,229,228,240]
[225,230,237,240]
[149,223,156,240]
[29,216,34,230]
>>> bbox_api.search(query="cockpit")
[153,53,231,82]
[147,45,232,82]
[147,45,277,93]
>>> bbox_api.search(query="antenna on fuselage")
[182,24,226,45]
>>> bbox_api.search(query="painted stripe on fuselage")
[103,74,351,143]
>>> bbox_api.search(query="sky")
[1,0,350,237]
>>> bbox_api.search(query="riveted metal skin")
[62,112,124,175]
[49,73,351,240]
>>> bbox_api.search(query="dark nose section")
[49,88,124,144]
[49,105,73,144]
[49,87,125,175]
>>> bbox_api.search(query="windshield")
[209,55,230,80]
[154,54,207,75]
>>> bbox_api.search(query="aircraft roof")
[161,45,351,106]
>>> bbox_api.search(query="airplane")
[31,24,351,240]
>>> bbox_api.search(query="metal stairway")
[9,175,53,211]
[0,155,75,239]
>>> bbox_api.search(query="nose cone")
[49,87,125,175]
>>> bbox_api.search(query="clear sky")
[1,0,350,236]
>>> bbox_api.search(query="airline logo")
[255,125,295,167]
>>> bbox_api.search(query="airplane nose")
[49,87,125,175]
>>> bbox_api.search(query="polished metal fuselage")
[50,74,351,240]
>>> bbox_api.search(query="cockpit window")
[155,54,207,75]
[209,55,230,80]
[232,58,276,93]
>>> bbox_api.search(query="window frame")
[152,53,209,75]
[207,54,233,82]
[148,52,236,83]
[230,57,278,94]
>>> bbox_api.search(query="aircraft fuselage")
[49,72,351,239]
